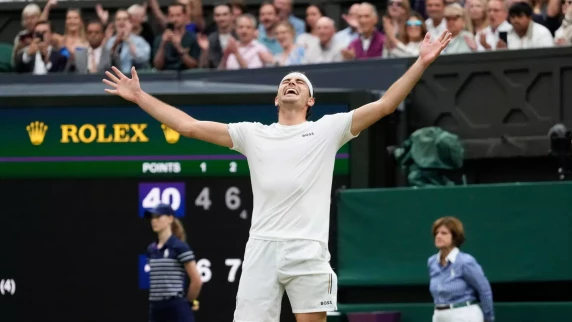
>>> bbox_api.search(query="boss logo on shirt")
[320,300,332,305]
[302,132,314,137]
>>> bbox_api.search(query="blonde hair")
[65,8,87,40]
[21,4,41,28]
[465,0,489,34]
[171,218,187,242]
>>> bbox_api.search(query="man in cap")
[103,28,452,322]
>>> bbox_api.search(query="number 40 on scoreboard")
[138,182,186,218]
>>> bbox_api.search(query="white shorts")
[233,238,338,322]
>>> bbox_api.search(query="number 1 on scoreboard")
[200,162,207,173]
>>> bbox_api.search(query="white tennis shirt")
[228,110,358,244]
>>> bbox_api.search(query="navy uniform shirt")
[146,235,196,302]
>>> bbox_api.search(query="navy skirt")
[149,298,195,322]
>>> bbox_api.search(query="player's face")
[150,214,173,233]
[434,225,453,249]
[276,76,311,105]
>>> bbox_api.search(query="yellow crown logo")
[26,121,48,146]
[161,124,180,144]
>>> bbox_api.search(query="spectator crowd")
[6,0,572,75]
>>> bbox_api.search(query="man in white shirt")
[477,0,513,50]
[304,17,345,64]
[425,0,447,40]
[102,29,453,322]
[506,2,554,49]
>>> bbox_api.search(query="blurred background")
[0,0,571,321]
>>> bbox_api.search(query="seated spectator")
[425,0,447,39]
[15,21,67,74]
[505,2,554,49]
[441,3,477,54]
[230,0,248,21]
[304,16,346,63]
[466,0,489,36]
[95,3,155,49]
[74,20,111,74]
[258,2,282,55]
[148,0,204,34]
[555,0,572,45]
[153,3,200,71]
[54,8,89,70]
[477,0,513,50]
[508,0,561,35]
[274,0,306,36]
[342,2,385,60]
[199,3,235,68]
[38,3,89,63]
[383,12,426,57]
[335,3,361,47]
[127,4,156,49]
[219,14,273,70]
[296,3,326,49]
[12,4,42,68]
[383,0,411,42]
[107,10,150,74]
[273,21,306,66]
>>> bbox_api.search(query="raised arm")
[103,66,232,148]
[350,31,452,136]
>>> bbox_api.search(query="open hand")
[418,30,452,67]
[103,66,142,103]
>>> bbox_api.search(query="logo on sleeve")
[302,132,314,137]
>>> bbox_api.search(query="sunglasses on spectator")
[389,1,404,7]
[406,20,423,26]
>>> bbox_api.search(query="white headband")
[280,72,314,97]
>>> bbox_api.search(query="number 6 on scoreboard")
[138,182,186,218]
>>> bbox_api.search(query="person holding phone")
[153,2,201,71]
[12,4,42,68]
[144,203,203,322]
[476,0,513,51]
[15,20,67,74]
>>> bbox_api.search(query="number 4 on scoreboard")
[195,187,212,210]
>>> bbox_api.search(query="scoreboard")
[0,91,370,322]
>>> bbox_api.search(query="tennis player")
[144,203,203,322]
[105,30,452,322]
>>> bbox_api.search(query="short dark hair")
[169,2,187,14]
[432,216,466,247]
[508,1,532,17]
[34,20,52,32]
[86,19,104,29]
[305,2,327,33]
[229,0,247,13]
